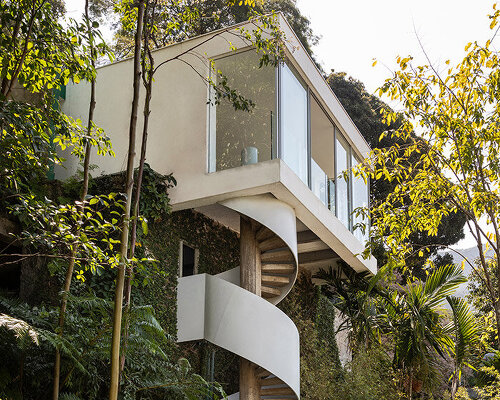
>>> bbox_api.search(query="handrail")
[177,273,300,398]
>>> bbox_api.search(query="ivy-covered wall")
[137,209,241,394]
[82,168,242,394]
[13,167,342,397]
[139,209,240,337]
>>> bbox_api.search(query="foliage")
[363,4,500,346]
[0,0,114,206]
[0,100,78,197]
[318,261,477,397]
[467,259,497,316]
[467,259,499,354]
[328,71,467,279]
[136,163,176,223]
[315,262,386,350]
[334,346,400,400]
[0,312,39,345]
[385,265,465,394]
[446,296,481,397]
[474,366,500,399]
[0,292,223,400]
[0,0,87,96]
[11,193,125,280]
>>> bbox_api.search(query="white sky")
[296,0,497,95]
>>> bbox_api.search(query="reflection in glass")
[210,50,276,172]
[280,63,308,184]
[310,95,335,211]
[336,134,350,229]
[352,155,369,245]
[328,178,335,214]
[311,159,327,206]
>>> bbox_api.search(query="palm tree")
[446,296,481,398]
[386,264,466,397]
[315,262,388,352]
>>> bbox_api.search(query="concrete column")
[239,216,261,399]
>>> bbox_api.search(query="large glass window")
[336,133,350,230]
[352,155,369,245]
[209,50,276,172]
[310,95,335,209]
[208,53,370,245]
[280,63,308,185]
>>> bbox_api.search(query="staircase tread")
[261,275,289,286]
[260,387,296,395]
[260,377,284,386]
[261,250,295,263]
[261,285,281,296]
[261,263,295,274]
[259,236,287,252]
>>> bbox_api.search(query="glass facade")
[209,50,276,172]
[279,63,308,185]
[310,95,335,210]
[352,155,370,245]
[209,54,370,244]
[336,134,350,230]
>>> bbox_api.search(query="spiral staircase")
[177,194,303,399]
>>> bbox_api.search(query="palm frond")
[0,313,39,346]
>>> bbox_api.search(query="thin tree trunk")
[0,12,22,96]
[450,369,458,399]
[52,1,96,398]
[108,1,145,398]
[119,30,154,373]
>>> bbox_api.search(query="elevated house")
[58,14,375,400]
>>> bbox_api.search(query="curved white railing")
[220,194,299,305]
[177,274,300,397]
[177,194,300,399]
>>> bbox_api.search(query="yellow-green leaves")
[365,4,500,293]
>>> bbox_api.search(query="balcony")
[208,49,370,246]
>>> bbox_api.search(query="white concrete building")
[59,14,375,400]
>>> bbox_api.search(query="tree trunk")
[239,216,261,400]
[108,1,145,398]
[52,1,96,397]
[120,16,154,373]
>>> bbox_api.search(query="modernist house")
[59,14,375,400]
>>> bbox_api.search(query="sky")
[296,0,496,96]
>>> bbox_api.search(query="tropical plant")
[385,264,466,397]
[0,292,224,400]
[315,262,386,351]
[446,296,481,398]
